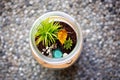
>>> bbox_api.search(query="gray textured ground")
[0,0,120,80]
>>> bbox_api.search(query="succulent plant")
[63,37,73,50]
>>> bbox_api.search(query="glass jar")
[29,11,83,69]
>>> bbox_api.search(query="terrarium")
[29,11,83,69]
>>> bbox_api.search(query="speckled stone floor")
[0,0,120,80]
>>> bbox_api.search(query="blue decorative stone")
[53,49,63,58]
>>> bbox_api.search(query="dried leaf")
[58,29,67,45]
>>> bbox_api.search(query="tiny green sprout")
[35,18,61,47]
[63,37,73,50]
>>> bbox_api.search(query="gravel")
[0,0,120,80]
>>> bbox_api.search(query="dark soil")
[57,22,77,53]
[35,21,77,56]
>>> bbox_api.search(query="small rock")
[42,49,46,52]
[46,46,49,50]
[14,55,17,60]
[53,49,63,58]
[41,52,44,54]
[86,29,90,33]
[89,0,92,3]
[63,53,68,57]
[50,44,57,49]
[31,10,35,14]
[46,50,49,54]
[44,52,49,56]
[47,49,51,53]
[20,73,23,76]
[29,1,33,5]
[48,53,52,58]
[24,10,28,14]
[16,18,20,25]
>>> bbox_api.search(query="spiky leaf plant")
[35,18,61,47]
[63,37,73,50]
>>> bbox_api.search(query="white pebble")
[41,52,44,54]
[42,49,46,52]
[63,53,68,57]
[46,50,49,54]
[46,46,49,49]
[29,1,33,4]
[47,49,51,53]
[48,53,52,58]
[50,44,57,49]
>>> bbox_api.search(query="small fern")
[63,37,73,50]
[35,18,61,47]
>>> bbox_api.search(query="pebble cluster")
[0,0,120,80]
[41,44,68,58]
[41,47,52,57]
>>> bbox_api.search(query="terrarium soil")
[35,21,77,55]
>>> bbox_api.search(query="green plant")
[35,18,61,46]
[63,37,73,50]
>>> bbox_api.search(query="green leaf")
[35,36,43,45]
